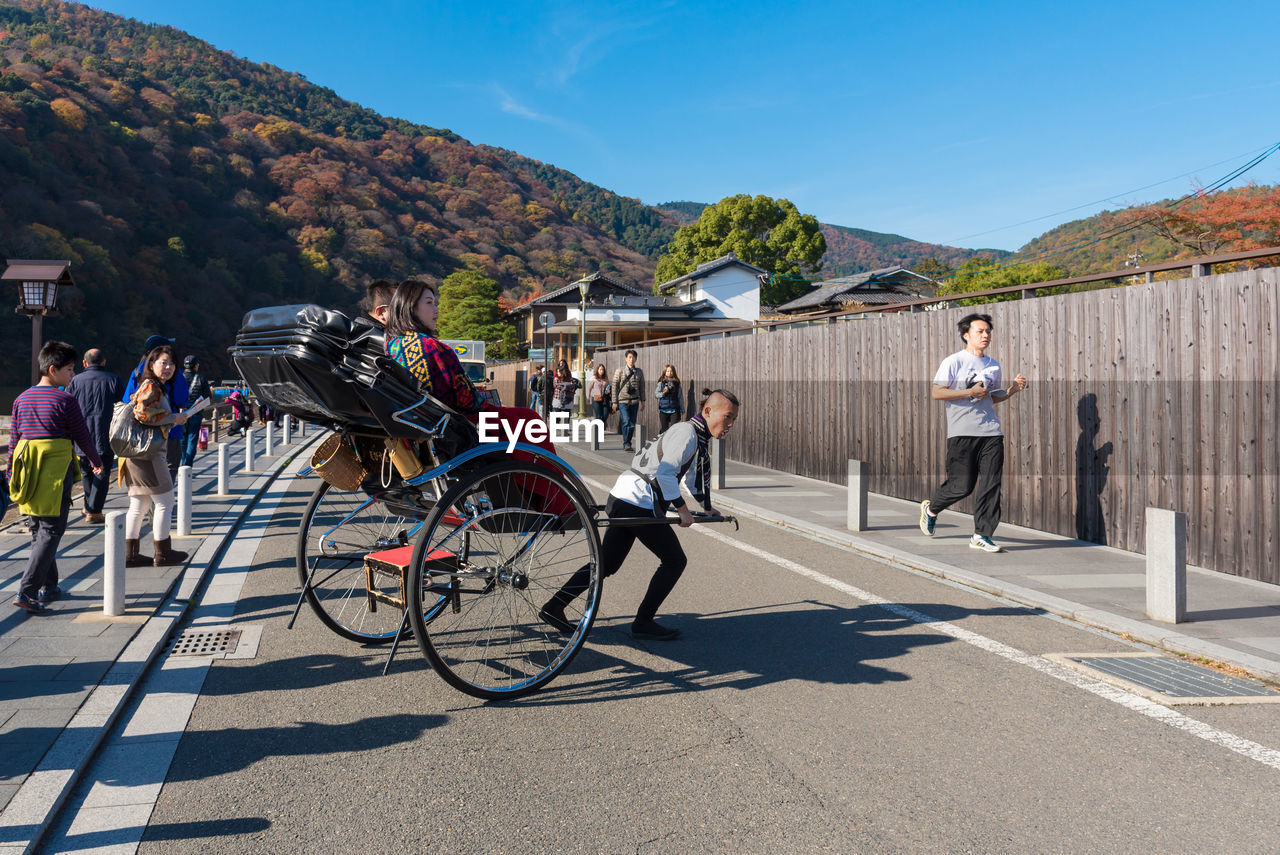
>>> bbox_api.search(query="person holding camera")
[611,350,644,452]
[918,313,1027,553]
[654,364,684,433]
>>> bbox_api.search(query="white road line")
[577,473,1280,772]
[694,523,1280,773]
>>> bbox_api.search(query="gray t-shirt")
[933,349,1004,437]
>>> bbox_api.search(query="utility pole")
[1125,250,1146,285]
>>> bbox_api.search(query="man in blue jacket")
[65,348,123,524]
[123,334,189,480]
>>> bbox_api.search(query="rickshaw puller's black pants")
[547,495,688,622]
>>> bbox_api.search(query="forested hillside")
[6,0,1254,386]
[0,0,658,382]
[818,224,1008,277]
[1008,185,1280,274]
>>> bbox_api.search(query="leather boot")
[152,537,189,566]
[125,538,152,567]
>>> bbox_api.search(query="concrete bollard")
[712,437,726,489]
[217,443,229,496]
[283,414,292,445]
[846,460,868,532]
[265,421,275,457]
[244,428,256,473]
[176,465,192,537]
[103,511,126,616]
[634,423,645,449]
[590,427,599,451]
[1145,507,1186,623]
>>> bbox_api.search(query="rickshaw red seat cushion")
[364,545,455,567]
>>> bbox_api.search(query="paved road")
[44,454,1280,854]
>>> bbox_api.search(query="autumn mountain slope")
[0,0,659,382]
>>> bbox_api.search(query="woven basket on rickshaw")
[310,433,368,492]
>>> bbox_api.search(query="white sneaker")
[969,534,1003,553]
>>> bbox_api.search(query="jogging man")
[919,313,1026,553]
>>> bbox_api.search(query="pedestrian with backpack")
[180,355,212,467]
[611,350,645,451]
[540,388,740,641]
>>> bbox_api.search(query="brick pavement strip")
[0,432,321,854]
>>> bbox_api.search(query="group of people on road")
[4,278,1024,645]
[528,350,687,450]
[6,334,215,615]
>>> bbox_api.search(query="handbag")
[109,400,165,459]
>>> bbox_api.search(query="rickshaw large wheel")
[297,478,445,644]
[406,460,602,700]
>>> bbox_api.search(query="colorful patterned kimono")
[386,332,482,413]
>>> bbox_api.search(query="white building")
[655,252,766,322]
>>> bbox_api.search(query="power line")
[941,143,1280,245]
[767,141,1280,289]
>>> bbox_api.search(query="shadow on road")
[196,650,429,696]
[517,599,1035,707]
[157,713,446,781]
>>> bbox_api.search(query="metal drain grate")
[171,628,242,657]
[1047,652,1280,705]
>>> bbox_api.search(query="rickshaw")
[229,305,732,700]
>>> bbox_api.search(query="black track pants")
[929,435,1005,538]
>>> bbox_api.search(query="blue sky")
[89,0,1280,251]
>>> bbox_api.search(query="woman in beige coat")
[120,345,189,567]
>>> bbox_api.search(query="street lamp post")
[3,260,71,385]
[578,278,589,417]
[539,310,554,421]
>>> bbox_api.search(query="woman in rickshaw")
[383,279,552,452]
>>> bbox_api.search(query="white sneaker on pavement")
[969,534,1003,553]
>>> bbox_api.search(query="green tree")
[654,194,826,303]
[935,258,1069,306]
[913,256,949,279]
[437,270,518,358]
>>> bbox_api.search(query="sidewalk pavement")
[0,425,321,853]
[560,432,1280,686]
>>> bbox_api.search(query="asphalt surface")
[43,453,1280,854]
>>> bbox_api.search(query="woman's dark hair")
[140,345,178,396]
[555,362,572,380]
[661,364,680,384]
[385,279,439,337]
[593,363,607,379]
[38,340,78,374]
[698,387,740,411]
[958,313,993,340]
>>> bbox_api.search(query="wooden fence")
[593,267,1280,584]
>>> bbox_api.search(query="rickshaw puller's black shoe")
[630,619,681,641]
[539,604,574,635]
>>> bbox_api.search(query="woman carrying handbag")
[118,345,190,567]
[586,363,611,427]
